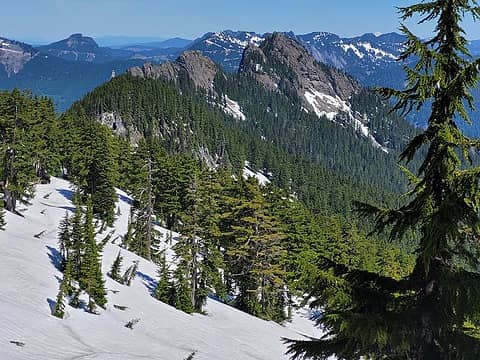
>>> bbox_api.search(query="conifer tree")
[172,265,194,314]
[287,1,480,359]
[173,168,226,312]
[154,253,174,305]
[57,211,71,264]
[108,251,123,283]
[0,198,5,230]
[70,193,84,279]
[53,259,73,319]
[80,198,107,312]
[122,215,134,249]
[224,177,286,319]
[0,90,43,212]
[71,120,117,226]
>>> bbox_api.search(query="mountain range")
[1,30,479,133]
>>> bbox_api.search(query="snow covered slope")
[0,177,319,360]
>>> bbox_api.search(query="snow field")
[0,177,319,360]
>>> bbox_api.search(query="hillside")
[87,34,419,207]
[0,177,318,360]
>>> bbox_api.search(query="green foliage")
[287,1,480,359]
[53,259,74,319]
[108,252,123,283]
[57,211,71,265]
[173,167,226,312]
[70,74,406,221]
[221,177,287,320]
[80,198,107,312]
[126,140,163,261]
[171,265,194,314]
[0,90,59,212]
[154,253,174,305]
[60,115,118,225]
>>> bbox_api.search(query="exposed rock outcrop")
[128,50,219,90]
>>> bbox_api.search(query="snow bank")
[243,162,271,186]
[0,177,317,360]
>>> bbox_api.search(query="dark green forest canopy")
[69,73,417,219]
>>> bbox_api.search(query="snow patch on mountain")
[358,42,397,60]
[243,161,271,186]
[222,95,246,120]
[304,89,388,152]
[304,89,349,120]
[339,43,364,59]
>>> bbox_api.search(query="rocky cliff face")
[0,37,38,76]
[239,33,388,151]
[239,32,361,120]
[128,50,220,90]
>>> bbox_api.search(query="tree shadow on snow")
[136,271,157,295]
[56,188,75,201]
[47,298,57,315]
[39,201,76,213]
[46,245,63,272]
[118,193,132,205]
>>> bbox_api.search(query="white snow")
[304,89,350,120]
[339,43,364,59]
[243,161,271,186]
[358,42,397,60]
[222,95,246,121]
[304,89,388,153]
[0,177,317,360]
[210,32,265,50]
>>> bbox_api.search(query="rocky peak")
[238,33,389,151]
[63,33,99,51]
[37,34,116,62]
[239,32,361,118]
[0,37,38,76]
[128,50,220,90]
[44,33,99,52]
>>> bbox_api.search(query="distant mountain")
[0,37,39,76]
[297,32,408,89]
[119,37,192,63]
[95,35,166,47]
[181,31,407,88]
[107,35,419,197]
[187,30,265,72]
[37,33,133,63]
[121,37,192,51]
[0,34,143,110]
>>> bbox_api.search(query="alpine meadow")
[1,1,480,359]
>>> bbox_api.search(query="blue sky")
[3,0,480,43]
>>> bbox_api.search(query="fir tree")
[108,251,123,283]
[174,168,226,312]
[53,259,73,319]
[0,198,5,230]
[287,1,480,359]
[71,120,118,226]
[154,253,174,305]
[57,211,71,264]
[70,193,84,280]
[172,265,194,314]
[224,177,286,319]
[80,198,107,312]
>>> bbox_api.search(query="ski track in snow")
[0,177,321,360]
